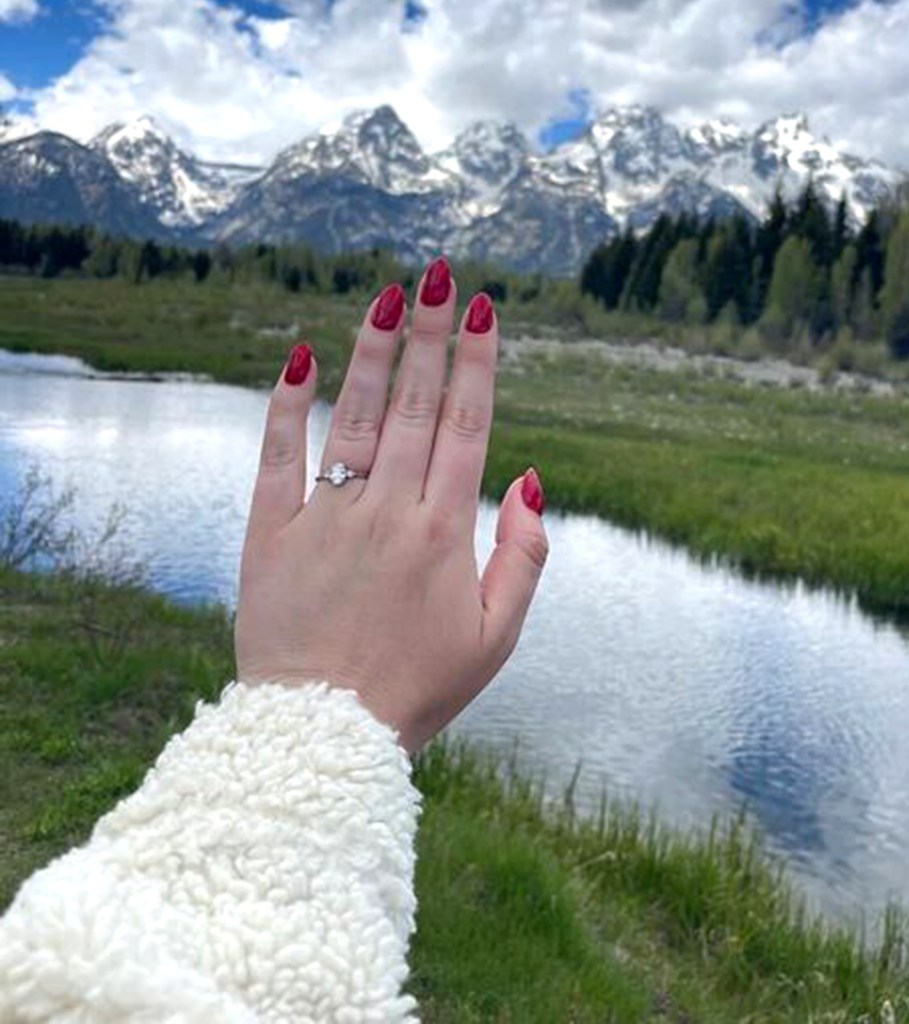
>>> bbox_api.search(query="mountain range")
[0,105,901,276]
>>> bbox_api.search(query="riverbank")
[1,567,907,1020]
[4,276,909,617]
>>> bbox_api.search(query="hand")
[234,258,548,753]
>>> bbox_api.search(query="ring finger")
[312,282,406,504]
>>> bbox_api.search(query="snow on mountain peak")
[437,121,529,204]
[4,103,900,275]
[272,105,450,196]
[91,115,261,229]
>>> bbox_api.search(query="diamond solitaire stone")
[327,462,350,486]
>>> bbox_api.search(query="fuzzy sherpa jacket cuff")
[0,681,422,1024]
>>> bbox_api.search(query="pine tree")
[832,194,850,261]
[830,243,857,332]
[760,236,819,344]
[855,211,885,297]
[704,217,753,322]
[851,268,877,340]
[881,207,909,357]
[580,229,638,310]
[792,181,834,268]
[658,239,701,322]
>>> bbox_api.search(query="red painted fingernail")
[372,283,405,331]
[420,257,452,307]
[284,344,313,386]
[466,293,495,334]
[522,468,545,516]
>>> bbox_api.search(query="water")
[2,349,908,925]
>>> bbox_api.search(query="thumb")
[480,469,549,661]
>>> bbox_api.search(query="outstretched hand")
[234,258,548,753]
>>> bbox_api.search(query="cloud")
[0,72,17,102]
[20,0,909,170]
[0,0,39,23]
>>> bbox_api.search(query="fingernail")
[372,283,406,331]
[521,468,545,516]
[284,344,313,386]
[420,257,452,307]
[466,293,495,334]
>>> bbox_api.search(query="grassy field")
[2,566,907,1021]
[4,275,909,617]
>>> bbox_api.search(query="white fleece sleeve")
[0,682,421,1024]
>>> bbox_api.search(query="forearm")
[0,682,421,1023]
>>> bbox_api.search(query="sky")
[1,0,907,170]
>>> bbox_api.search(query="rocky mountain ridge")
[0,105,900,275]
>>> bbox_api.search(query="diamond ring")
[316,461,370,488]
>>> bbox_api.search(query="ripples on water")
[1,349,908,925]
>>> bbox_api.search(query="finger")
[313,283,406,505]
[369,257,456,501]
[481,469,548,660]
[424,293,497,522]
[245,344,317,545]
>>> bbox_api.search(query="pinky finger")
[480,469,548,660]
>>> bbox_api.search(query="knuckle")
[334,407,380,445]
[357,329,392,364]
[484,615,522,668]
[366,503,403,548]
[520,530,549,572]
[260,428,298,471]
[444,399,489,443]
[423,503,460,550]
[392,386,438,428]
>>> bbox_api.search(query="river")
[1,348,908,926]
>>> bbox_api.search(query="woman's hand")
[234,258,548,753]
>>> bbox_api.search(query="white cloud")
[20,0,909,170]
[0,0,39,23]
[0,73,17,102]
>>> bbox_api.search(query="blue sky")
[2,0,907,167]
[1,1,97,94]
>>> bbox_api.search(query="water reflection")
[2,350,908,926]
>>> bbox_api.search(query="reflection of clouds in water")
[728,730,829,856]
[3,355,909,926]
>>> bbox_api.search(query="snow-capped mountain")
[91,116,262,231]
[213,108,461,263]
[537,106,896,232]
[0,105,901,275]
[0,132,163,238]
[268,106,456,197]
[436,121,530,216]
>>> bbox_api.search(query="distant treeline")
[4,184,909,357]
[0,219,414,296]
[580,184,909,356]
[0,219,541,315]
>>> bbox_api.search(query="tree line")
[0,220,412,297]
[4,186,909,357]
[0,218,539,317]
[580,184,909,356]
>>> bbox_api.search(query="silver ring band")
[316,461,370,488]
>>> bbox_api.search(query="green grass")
[486,349,909,617]
[0,275,360,393]
[5,276,909,616]
[1,566,908,1021]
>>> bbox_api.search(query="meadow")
[3,274,909,617]
[2,565,907,1022]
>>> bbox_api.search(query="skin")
[234,261,549,753]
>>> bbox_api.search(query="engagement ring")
[316,462,370,488]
